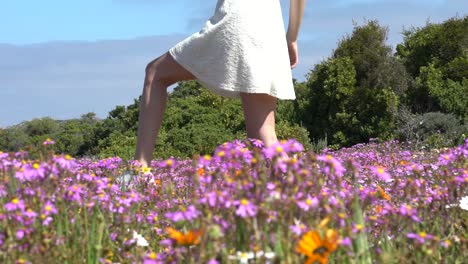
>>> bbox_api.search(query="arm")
[286,0,306,42]
[286,0,306,68]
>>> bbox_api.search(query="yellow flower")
[148,252,157,259]
[296,229,339,264]
[142,166,151,174]
[166,227,202,246]
[240,199,249,205]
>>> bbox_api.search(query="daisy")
[296,229,339,264]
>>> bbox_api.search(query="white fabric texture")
[169,0,296,100]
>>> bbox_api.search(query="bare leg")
[240,92,293,172]
[135,52,195,168]
[240,93,279,148]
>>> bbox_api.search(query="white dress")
[169,0,296,100]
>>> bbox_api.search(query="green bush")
[397,16,468,117]
[98,132,137,160]
[396,110,467,148]
[276,120,313,151]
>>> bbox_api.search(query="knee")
[145,59,172,87]
[145,61,160,82]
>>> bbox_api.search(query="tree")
[23,117,59,137]
[300,20,401,147]
[334,20,409,97]
[0,127,30,152]
[53,118,99,157]
[396,16,468,118]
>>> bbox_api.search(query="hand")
[287,40,299,69]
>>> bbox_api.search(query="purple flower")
[339,237,352,247]
[296,195,319,211]
[42,216,54,226]
[438,153,454,165]
[158,158,176,168]
[42,138,55,146]
[407,232,434,244]
[4,198,25,211]
[370,166,392,182]
[290,220,307,236]
[110,232,118,241]
[440,240,451,248]
[165,205,200,222]
[235,199,257,218]
[23,209,38,219]
[143,252,161,264]
[42,201,58,216]
[146,211,159,224]
[399,204,421,222]
[316,155,346,177]
[16,229,25,240]
[250,138,264,148]
[262,141,288,160]
[25,162,47,180]
[65,184,86,204]
[55,154,77,170]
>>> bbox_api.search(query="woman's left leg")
[135,52,195,168]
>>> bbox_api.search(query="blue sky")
[1,0,201,44]
[0,0,466,127]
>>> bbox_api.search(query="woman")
[135,0,306,168]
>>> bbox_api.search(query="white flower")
[255,251,275,259]
[228,252,254,264]
[446,196,468,210]
[227,250,275,263]
[132,230,149,247]
[459,196,468,211]
[265,191,281,202]
[445,203,457,209]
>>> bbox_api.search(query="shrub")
[276,120,313,151]
[396,110,467,148]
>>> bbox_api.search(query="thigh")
[146,51,196,86]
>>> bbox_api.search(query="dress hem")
[168,49,296,100]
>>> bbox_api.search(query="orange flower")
[197,168,205,176]
[166,227,202,246]
[296,229,339,264]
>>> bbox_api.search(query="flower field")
[0,138,467,263]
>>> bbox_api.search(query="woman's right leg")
[241,93,292,167]
[240,92,279,148]
[135,52,195,168]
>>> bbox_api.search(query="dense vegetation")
[1,17,467,159]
